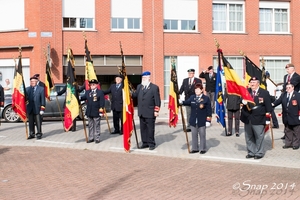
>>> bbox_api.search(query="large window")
[111,0,142,31]
[213,56,244,80]
[260,57,290,84]
[0,0,24,31]
[213,1,245,33]
[164,0,197,32]
[62,0,95,30]
[259,2,289,34]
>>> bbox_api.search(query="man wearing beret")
[179,69,202,132]
[199,66,217,113]
[26,76,46,139]
[80,79,105,143]
[103,75,124,135]
[132,71,161,150]
[240,77,272,159]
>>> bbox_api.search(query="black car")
[1,84,111,122]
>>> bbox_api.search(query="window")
[111,0,142,31]
[259,2,289,34]
[213,56,244,79]
[213,1,245,33]
[0,0,24,31]
[62,0,95,30]
[163,0,197,32]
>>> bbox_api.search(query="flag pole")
[269,117,274,149]
[180,105,190,153]
[79,104,88,142]
[103,108,111,133]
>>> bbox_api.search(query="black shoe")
[246,154,255,159]
[87,139,94,143]
[140,144,149,149]
[36,134,42,140]
[282,145,292,149]
[236,133,239,137]
[71,129,76,132]
[186,129,191,132]
[27,134,35,140]
[111,131,120,134]
[149,146,155,150]
[226,133,232,136]
[190,150,199,154]
[254,155,263,159]
[281,135,285,140]
[119,132,123,135]
[200,151,206,154]
[293,146,299,150]
[95,140,100,144]
[272,126,279,129]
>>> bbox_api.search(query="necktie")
[209,74,212,79]
[252,90,256,97]
[189,78,192,85]
[287,93,290,106]
[32,87,35,97]
[116,84,120,89]
[287,75,291,83]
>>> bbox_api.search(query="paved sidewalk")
[0,106,300,199]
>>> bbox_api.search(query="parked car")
[1,84,111,122]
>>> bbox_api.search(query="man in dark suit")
[103,75,123,135]
[26,76,46,139]
[80,79,105,143]
[199,66,217,113]
[281,64,300,139]
[179,69,202,132]
[0,84,4,107]
[132,71,161,150]
[273,83,300,149]
[240,77,272,159]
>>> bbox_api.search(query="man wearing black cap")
[26,76,46,139]
[132,71,161,150]
[179,69,202,132]
[199,66,217,113]
[80,79,105,143]
[240,77,272,159]
[103,75,124,135]
[34,74,45,88]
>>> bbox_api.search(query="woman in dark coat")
[181,83,212,154]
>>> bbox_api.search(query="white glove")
[298,116,300,120]
[179,99,183,105]
[206,122,211,127]
[53,91,58,96]
[99,112,104,117]
[266,120,270,124]
[242,100,247,105]
[78,96,81,100]
[40,111,44,115]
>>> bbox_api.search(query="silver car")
[1,84,111,122]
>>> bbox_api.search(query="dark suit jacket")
[103,83,123,112]
[283,72,300,92]
[179,77,202,100]
[240,87,272,125]
[273,91,300,126]
[132,83,161,118]
[0,85,4,107]
[81,89,105,117]
[26,85,46,115]
[38,81,45,88]
[199,72,217,92]
[182,94,212,127]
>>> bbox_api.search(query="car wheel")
[3,105,21,122]
[79,103,88,120]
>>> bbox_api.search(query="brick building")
[0,0,298,102]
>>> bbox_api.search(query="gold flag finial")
[239,50,246,57]
[260,57,265,67]
[83,31,86,40]
[214,38,220,49]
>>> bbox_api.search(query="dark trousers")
[139,116,156,147]
[271,109,279,127]
[71,119,76,131]
[28,113,42,136]
[227,109,240,134]
[285,124,300,147]
[113,110,122,132]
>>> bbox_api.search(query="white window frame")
[212,0,245,33]
[62,0,95,30]
[0,0,25,31]
[111,0,142,32]
[163,0,198,33]
[259,2,290,34]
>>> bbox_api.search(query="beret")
[33,74,40,78]
[30,76,38,80]
[187,69,195,72]
[115,74,124,79]
[249,77,259,82]
[208,66,213,70]
[89,79,98,84]
[142,71,151,76]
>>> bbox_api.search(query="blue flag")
[215,55,226,128]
